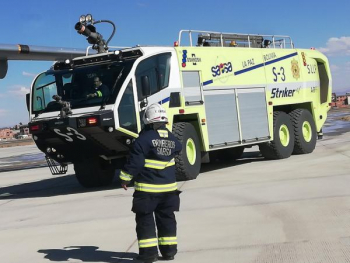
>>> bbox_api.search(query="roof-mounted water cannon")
[75,14,116,54]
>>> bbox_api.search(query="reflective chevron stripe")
[120,170,133,181]
[144,159,175,169]
[157,130,169,138]
[138,238,158,248]
[134,182,177,193]
[158,236,177,246]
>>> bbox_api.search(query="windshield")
[32,60,135,114]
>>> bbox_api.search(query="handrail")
[178,29,294,49]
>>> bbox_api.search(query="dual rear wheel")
[259,109,317,160]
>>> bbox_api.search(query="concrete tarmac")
[0,132,350,263]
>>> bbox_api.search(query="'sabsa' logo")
[211,62,232,77]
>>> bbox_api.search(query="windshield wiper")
[111,67,124,94]
[99,67,124,110]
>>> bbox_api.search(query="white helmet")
[143,103,168,124]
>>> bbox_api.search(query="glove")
[86,93,96,98]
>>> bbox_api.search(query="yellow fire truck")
[25,18,331,187]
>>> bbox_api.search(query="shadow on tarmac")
[0,174,124,200]
[38,246,139,263]
[0,151,264,200]
[200,151,264,174]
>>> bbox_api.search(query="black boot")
[162,255,174,260]
[136,254,158,263]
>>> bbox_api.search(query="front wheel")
[259,111,295,160]
[173,122,201,181]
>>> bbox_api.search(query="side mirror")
[141,76,150,97]
[25,93,30,112]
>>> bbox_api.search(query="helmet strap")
[151,123,165,130]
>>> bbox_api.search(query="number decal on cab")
[53,127,87,142]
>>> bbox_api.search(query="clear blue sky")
[0,0,349,127]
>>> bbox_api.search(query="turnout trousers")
[132,190,181,259]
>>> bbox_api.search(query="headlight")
[79,15,86,23]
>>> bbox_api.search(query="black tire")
[173,122,201,181]
[74,159,115,188]
[217,147,245,161]
[259,111,294,160]
[289,109,317,154]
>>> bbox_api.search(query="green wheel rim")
[302,121,312,142]
[186,138,196,165]
[279,124,290,147]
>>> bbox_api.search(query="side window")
[157,54,171,89]
[32,73,57,111]
[62,73,73,100]
[136,53,171,101]
[182,71,202,104]
[118,80,137,133]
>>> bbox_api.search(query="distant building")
[331,92,349,107]
[0,128,14,140]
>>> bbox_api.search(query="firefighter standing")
[119,103,182,262]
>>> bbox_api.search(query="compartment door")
[204,89,240,147]
[236,88,269,142]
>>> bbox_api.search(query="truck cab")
[28,47,181,187]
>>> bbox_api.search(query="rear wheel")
[259,111,294,160]
[173,122,201,181]
[289,109,317,154]
[74,158,115,188]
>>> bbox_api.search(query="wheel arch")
[172,113,206,152]
[273,102,312,115]
[273,103,321,132]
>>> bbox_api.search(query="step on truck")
[27,15,332,187]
